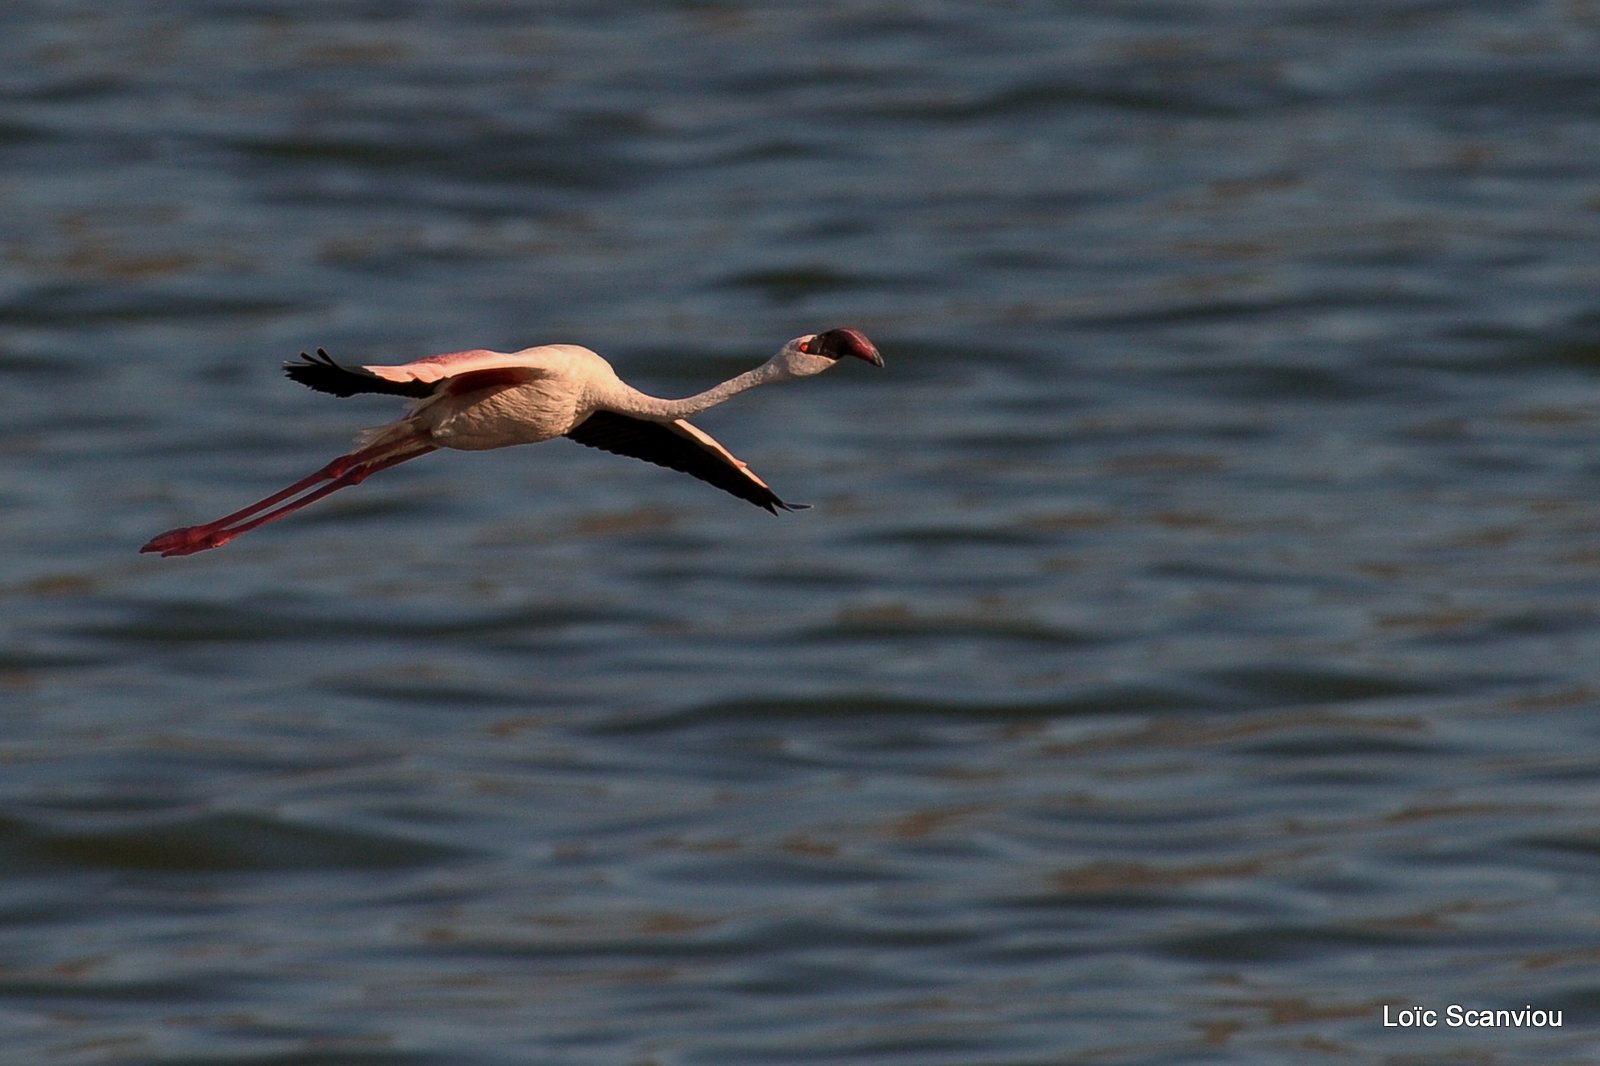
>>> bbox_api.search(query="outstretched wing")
[285,349,435,399]
[564,410,807,514]
[287,348,551,399]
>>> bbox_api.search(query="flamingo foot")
[140,524,243,557]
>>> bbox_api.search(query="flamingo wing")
[286,349,548,399]
[285,349,436,398]
[564,410,806,514]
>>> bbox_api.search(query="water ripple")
[8,2,1600,1063]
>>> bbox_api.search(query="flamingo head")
[775,327,884,378]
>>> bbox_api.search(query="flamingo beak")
[818,327,884,367]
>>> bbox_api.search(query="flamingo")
[140,328,882,557]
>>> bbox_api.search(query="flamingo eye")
[798,339,812,354]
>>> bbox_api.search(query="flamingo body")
[142,328,881,557]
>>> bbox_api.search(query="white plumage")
[142,328,882,557]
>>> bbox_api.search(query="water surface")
[6,2,1600,1063]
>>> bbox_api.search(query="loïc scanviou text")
[1383,1005,1563,1028]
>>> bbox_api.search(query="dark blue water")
[7,2,1600,1063]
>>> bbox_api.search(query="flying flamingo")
[140,328,882,557]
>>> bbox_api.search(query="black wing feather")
[564,410,804,514]
[284,348,435,399]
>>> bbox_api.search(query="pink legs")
[141,434,437,557]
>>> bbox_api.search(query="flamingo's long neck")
[622,358,789,421]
